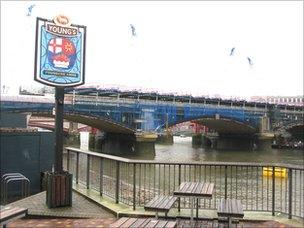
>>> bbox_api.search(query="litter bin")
[45,171,72,208]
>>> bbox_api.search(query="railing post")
[288,168,292,219]
[86,155,90,189]
[133,163,136,210]
[76,152,79,184]
[67,149,70,172]
[224,165,228,199]
[100,158,103,196]
[272,166,275,216]
[115,161,120,204]
[178,164,181,212]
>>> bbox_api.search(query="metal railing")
[65,147,304,219]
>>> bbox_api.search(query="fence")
[65,147,304,219]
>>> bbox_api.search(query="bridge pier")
[215,136,254,150]
[255,133,274,150]
[157,133,174,144]
[192,134,203,146]
[202,133,257,150]
[100,133,155,159]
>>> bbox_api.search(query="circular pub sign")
[34,15,86,87]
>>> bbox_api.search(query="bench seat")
[110,217,176,228]
[0,206,28,227]
[144,195,177,216]
[217,199,244,227]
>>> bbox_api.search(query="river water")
[122,136,303,166]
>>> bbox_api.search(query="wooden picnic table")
[173,182,214,221]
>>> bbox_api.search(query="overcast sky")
[1,1,303,98]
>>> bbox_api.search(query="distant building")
[250,96,303,106]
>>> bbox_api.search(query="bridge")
[1,87,303,149]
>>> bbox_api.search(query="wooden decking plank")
[145,195,165,209]
[130,218,150,228]
[145,196,164,208]
[237,200,244,215]
[156,197,169,209]
[194,182,204,194]
[163,196,178,209]
[184,182,195,193]
[145,219,160,228]
[165,221,177,228]
[232,199,237,214]
[155,220,168,228]
[137,218,152,227]
[206,183,214,195]
[109,217,129,228]
[201,183,209,195]
[120,218,138,227]
[179,182,190,193]
[157,196,176,209]
[190,182,200,194]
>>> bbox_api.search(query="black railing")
[65,147,304,219]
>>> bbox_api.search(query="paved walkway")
[6,191,115,219]
[8,218,115,228]
[7,217,297,227]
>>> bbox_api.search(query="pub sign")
[34,15,86,87]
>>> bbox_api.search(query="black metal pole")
[54,87,64,173]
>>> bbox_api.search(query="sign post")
[54,87,64,172]
[34,15,86,208]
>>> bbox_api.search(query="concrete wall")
[0,131,54,203]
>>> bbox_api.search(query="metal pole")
[100,158,103,196]
[133,163,136,210]
[86,155,90,189]
[54,87,64,173]
[288,169,292,219]
[76,152,79,184]
[115,161,120,203]
[178,164,181,212]
[224,166,228,199]
[272,166,275,216]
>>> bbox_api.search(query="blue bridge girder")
[1,93,303,134]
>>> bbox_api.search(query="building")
[250,96,303,106]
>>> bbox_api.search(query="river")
[120,136,303,166]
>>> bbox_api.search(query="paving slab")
[6,191,115,219]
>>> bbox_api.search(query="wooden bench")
[217,199,244,228]
[110,217,177,228]
[144,195,177,218]
[0,206,28,228]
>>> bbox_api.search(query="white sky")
[1,1,303,98]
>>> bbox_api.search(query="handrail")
[65,147,304,170]
[65,147,304,219]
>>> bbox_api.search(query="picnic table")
[173,182,214,221]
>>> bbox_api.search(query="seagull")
[26,4,35,16]
[130,24,136,37]
[247,57,253,65]
[229,47,235,56]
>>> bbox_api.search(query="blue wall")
[0,131,54,202]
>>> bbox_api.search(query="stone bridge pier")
[99,132,156,159]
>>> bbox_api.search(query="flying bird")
[247,57,253,65]
[130,24,136,37]
[26,4,35,16]
[229,47,235,56]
